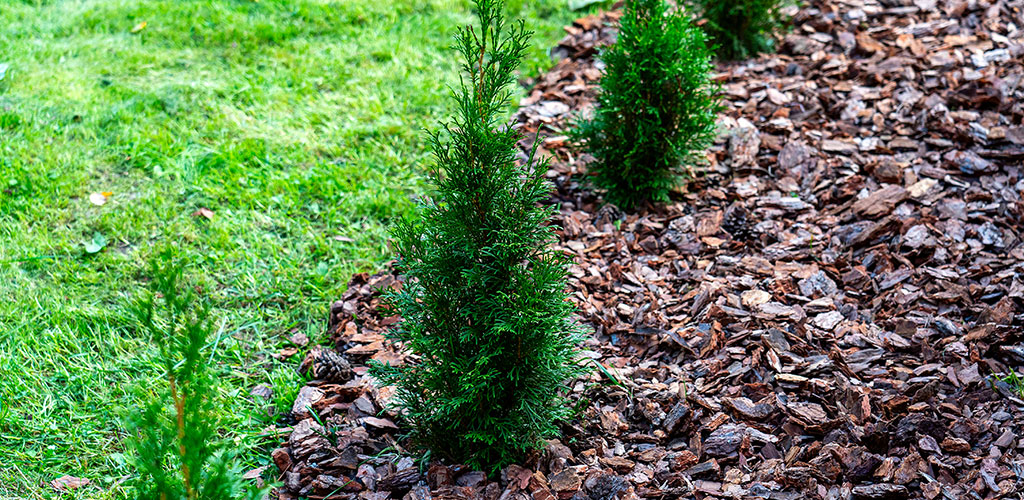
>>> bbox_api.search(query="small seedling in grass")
[370,0,589,473]
[572,395,593,417]
[266,366,303,417]
[126,251,264,500]
[306,405,346,448]
[592,359,633,400]
[417,450,433,477]
[572,0,720,209]
[695,0,792,60]
[997,371,1024,398]
[83,231,108,254]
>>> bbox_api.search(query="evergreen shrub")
[573,0,720,209]
[696,0,791,60]
[370,0,587,472]
[128,253,262,500]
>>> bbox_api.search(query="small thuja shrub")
[370,0,587,472]
[573,0,720,209]
[696,0,791,60]
[128,253,261,500]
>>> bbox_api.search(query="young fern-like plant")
[696,0,791,60]
[128,253,261,500]
[370,0,587,473]
[573,0,720,209]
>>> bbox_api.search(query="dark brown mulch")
[270,1,1024,499]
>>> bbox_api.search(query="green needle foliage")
[128,252,262,500]
[371,0,587,473]
[696,0,791,60]
[573,0,720,209]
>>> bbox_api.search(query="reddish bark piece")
[361,417,398,430]
[852,185,908,218]
[549,469,581,493]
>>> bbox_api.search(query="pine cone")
[722,205,756,241]
[300,347,353,383]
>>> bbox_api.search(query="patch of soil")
[271,1,1024,499]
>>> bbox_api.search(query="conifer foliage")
[128,252,261,500]
[573,0,719,209]
[696,0,791,60]
[371,0,587,472]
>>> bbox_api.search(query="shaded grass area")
[0,0,578,497]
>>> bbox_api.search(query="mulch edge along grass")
[271,1,1024,499]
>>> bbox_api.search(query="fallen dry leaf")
[89,192,109,206]
[243,465,268,485]
[362,416,398,430]
[51,475,90,491]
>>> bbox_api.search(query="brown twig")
[170,376,195,499]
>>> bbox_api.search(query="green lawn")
[0,0,579,497]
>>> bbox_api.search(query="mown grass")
[0,0,582,497]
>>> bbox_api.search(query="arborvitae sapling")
[128,253,262,500]
[696,0,791,60]
[573,0,720,209]
[371,0,587,473]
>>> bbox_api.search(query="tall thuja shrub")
[371,0,587,472]
[697,0,790,60]
[573,0,719,209]
[128,253,261,500]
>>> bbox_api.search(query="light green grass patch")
[0,0,580,497]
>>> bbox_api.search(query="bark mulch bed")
[269,1,1024,498]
